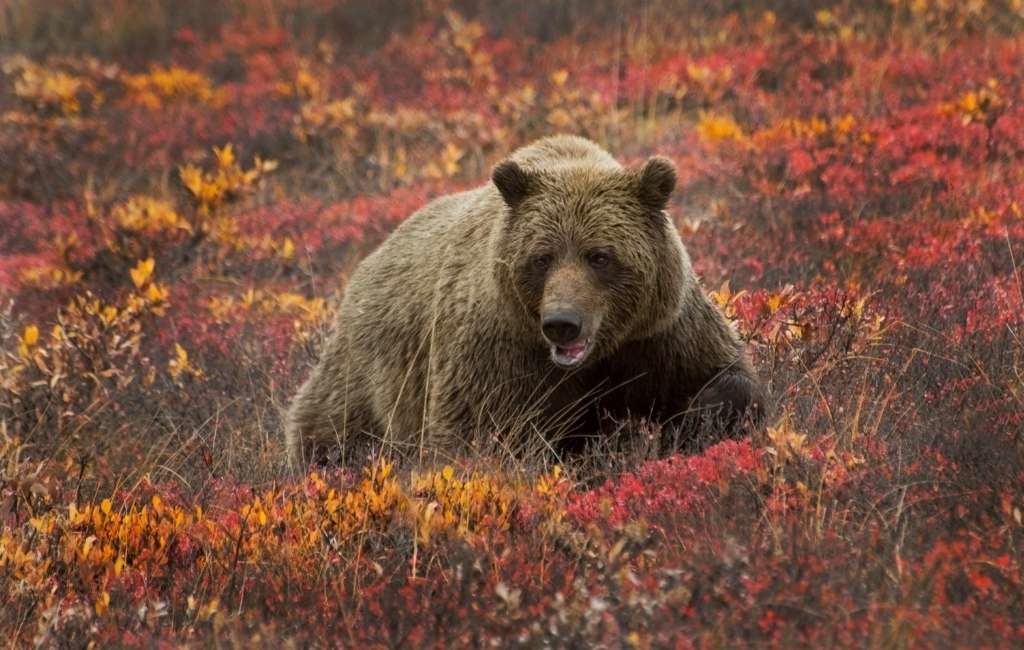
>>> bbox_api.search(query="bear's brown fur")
[286,135,765,466]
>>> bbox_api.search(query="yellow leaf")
[214,143,235,169]
[146,283,169,303]
[101,498,112,515]
[710,281,732,307]
[441,143,463,177]
[687,64,713,83]
[547,108,573,129]
[22,324,39,346]
[959,91,979,115]
[80,535,96,560]
[766,419,809,461]
[834,114,856,136]
[550,69,569,86]
[280,237,295,260]
[697,112,745,143]
[422,162,442,179]
[130,258,155,288]
[256,156,278,173]
[200,598,220,620]
[179,164,204,198]
[95,591,110,616]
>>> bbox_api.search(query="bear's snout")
[541,305,595,368]
[542,310,583,344]
[539,262,602,368]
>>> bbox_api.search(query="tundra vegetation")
[1,1,1023,646]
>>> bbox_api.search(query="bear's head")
[492,155,695,369]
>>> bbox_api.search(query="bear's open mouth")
[550,338,592,368]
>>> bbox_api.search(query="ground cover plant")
[1,1,1023,646]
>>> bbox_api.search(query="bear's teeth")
[551,339,590,367]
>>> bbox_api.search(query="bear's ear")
[492,160,533,209]
[634,156,677,211]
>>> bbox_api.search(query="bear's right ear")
[492,160,533,209]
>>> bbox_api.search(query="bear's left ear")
[634,156,677,211]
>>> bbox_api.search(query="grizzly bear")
[286,135,765,466]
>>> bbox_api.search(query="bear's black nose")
[542,310,582,344]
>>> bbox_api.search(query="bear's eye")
[586,251,612,269]
[531,254,554,272]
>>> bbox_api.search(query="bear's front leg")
[691,368,767,439]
